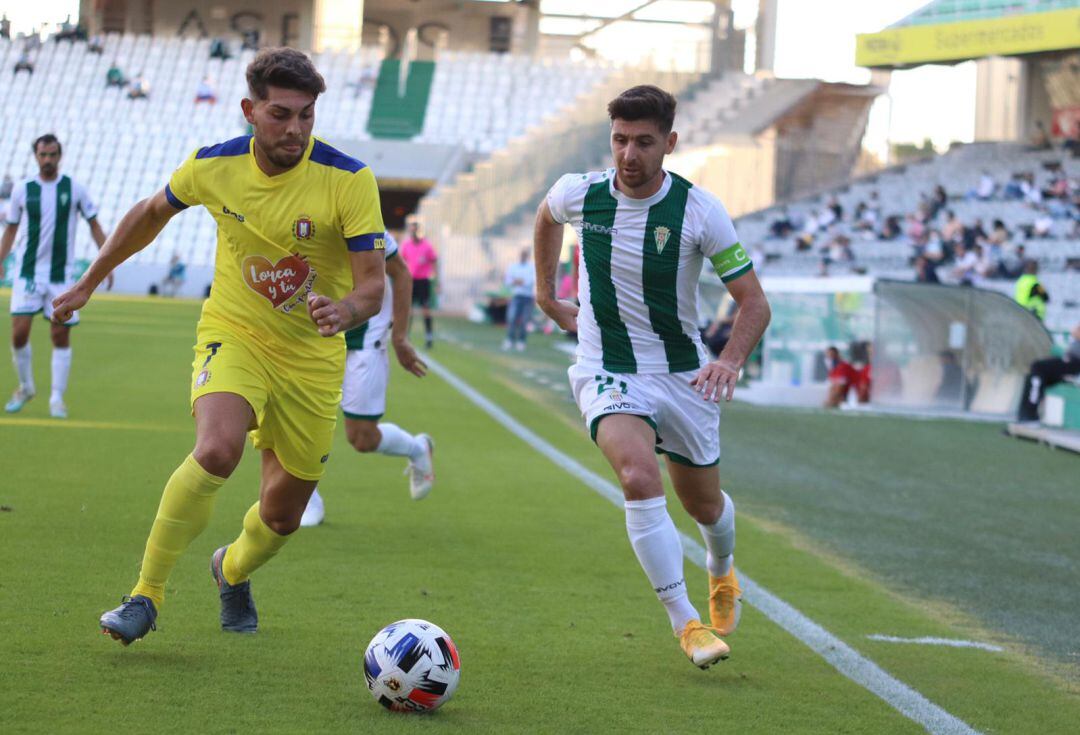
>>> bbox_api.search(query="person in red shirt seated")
[824,345,857,408]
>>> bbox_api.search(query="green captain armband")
[709,243,753,284]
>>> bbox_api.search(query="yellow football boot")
[677,620,730,669]
[708,566,742,636]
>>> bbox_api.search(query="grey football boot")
[210,546,258,633]
[99,595,157,645]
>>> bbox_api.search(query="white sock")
[625,496,699,632]
[51,347,72,402]
[375,423,424,459]
[697,490,736,577]
[12,344,34,393]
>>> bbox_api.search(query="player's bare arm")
[0,222,16,280]
[691,270,771,402]
[88,217,114,290]
[534,198,578,332]
[387,253,426,377]
[308,249,385,337]
[52,189,181,323]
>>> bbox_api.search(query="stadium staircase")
[366,59,435,139]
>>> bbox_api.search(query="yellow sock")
[221,502,289,585]
[131,454,226,608]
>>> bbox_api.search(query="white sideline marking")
[867,635,1004,652]
[426,354,981,735]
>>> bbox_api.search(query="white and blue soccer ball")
[363,618,461,712]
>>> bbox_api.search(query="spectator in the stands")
[826,195,843,222]
[1022,173,1043,205]
[905,213,926,242]
[974,170,996,200]
[823,234,853,266]
[880,215,902,240]
[1064,123,1080,157]
[1016,322,1080,423]
[106,62,126,87]
[914,254,940,284]
[127,72,149,100]
[1000,243,1027,279]
[769,208,794,238]
[195,77,217,104]
[87,33,104,54]
[977,240,1002,279]
[962,218,987,250]
[928,184,948,220]
[1014,260,1049,321]
[13,50,34,75]
[951,242,980,285]
[1032,209,1055,239]
[824,346,857,408]
[0,14,10,40]
[1003,172,1025,200]
[922,230,945,263]
[1029,121,1051,151]
[941,210,963,246]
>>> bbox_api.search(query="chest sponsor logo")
[241,253,316,312]
[654,226,671,254]
[293,215,316,241]
[582,221,618,236]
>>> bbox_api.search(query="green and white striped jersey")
[547,168,751,374]
[4,174,98,284]
[344,231,399,351]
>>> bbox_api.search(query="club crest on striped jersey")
[293,215,316,241]
[653,226,672,254]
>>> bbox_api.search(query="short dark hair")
[246,47,326,100]
[607,85,677,134]
[32,133,61,156]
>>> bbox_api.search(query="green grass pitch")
[1,294,1077,733]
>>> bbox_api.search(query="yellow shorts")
[190,326,344,481]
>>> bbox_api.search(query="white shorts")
[568,362,720,467]
[9,278,79,325]
[341,348,388,421]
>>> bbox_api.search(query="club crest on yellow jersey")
[293,215,316,241]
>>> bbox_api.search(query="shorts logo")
[320,453,330,464]
[242,253,316,312]
[195,369,211,387]
[654,225,671,254]
[293,215,315,241]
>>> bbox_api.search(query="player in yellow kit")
[51,48,387,644]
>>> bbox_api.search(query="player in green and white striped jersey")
[0,134,110,418]
[535,86,771,669]
[300,231,434,527]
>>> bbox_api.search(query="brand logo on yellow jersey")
[223,205,245,223]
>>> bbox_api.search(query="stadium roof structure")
[855,0,1080,68]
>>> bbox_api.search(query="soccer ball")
[363,619,461,712]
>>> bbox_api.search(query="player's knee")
[617,462,661,499]
[11,332,30,349]
[347,424,380,453]
[262,514,300,536]
[683,499,722,525]
[192,440,244,477]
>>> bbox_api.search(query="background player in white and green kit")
[535,86,771,669]
[300,230,434,527]
[1,134,111,418]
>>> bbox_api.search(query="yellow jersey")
[166,134,385,361]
